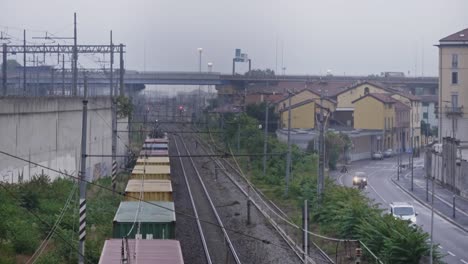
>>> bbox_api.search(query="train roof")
[136,157,170,164]
[99,239,184,264]
[139,150,169,157]
[132,164,171,175]
[145,138,169,143]
[125,179,173,192]
[113,201,175,223]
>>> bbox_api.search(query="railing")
[445,105,464,116]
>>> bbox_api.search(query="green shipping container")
[113,201,176,239]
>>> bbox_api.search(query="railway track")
[189,127,335,264]
[172,133,241,264]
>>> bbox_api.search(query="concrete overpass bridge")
[1,70,438,94]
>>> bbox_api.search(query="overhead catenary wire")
[28,180,78,264]
[0,181,92,264]
[0,150,302,252]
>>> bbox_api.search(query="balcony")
[445,105,464,117]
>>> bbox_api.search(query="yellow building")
[437,28,468,142]
[353,93,398,151]
[390,93,421,153]
[336,82,390,109]
[275,89,320,113]
[279,98,335,129]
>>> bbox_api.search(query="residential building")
[353,93,410,153]
[279,98,336,129]
[420,95,438,142]
[390,92,422,154]
[437,28,468,141]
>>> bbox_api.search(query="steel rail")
[175,135,242,264]
[172,137,213,264]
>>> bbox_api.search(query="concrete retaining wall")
[0,97,129,183]
[430,153,468,199]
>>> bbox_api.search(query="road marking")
[338,173,346,186]
[447,251,456,257]
[367,182,388,204]
[460,259,468,264]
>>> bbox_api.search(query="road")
[335,157,468,264]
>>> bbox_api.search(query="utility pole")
[237,116,240,153]
[429,150,436,264]
[263,100,269,176]
[72,12,78,96]
[285,93,292,196]
[119,43,124,96]
[303,199,309,263]
[410,105,414,191]
[397,128,400,180]
[197,48,202,119]
[61,54,65,95]
[78,76,88,264]
[110,31,117,193]
[318,94,325,203]
[2,43,6,96]
[23,30,26,94]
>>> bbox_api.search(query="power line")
[0,150,303,252]
[0,181,92,263]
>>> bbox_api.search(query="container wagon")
[99,239,184,264]
[136,157,170,166]
[125,179,173,201]
[131,164,171,180]
[112,201,175,239]
[139,149,169,157]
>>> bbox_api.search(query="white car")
[390,202,417,225]
[372,151,383,160]
[383,149,394,158]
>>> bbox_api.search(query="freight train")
[99,136,184,263]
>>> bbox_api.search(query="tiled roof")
[440,28,468,42]
[333,80,390,97]
[352,93,397,104]
[306,80,355,97]
[419,95,438,103]
[279,98,335,112]
[394,101,411,111]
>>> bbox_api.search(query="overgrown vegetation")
[116,95,133,118]
[0,173,125,263]
[204,104,442,263]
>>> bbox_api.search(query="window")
[452,93,458,111]
[422,102,429,107]
[364,87,369,95]
[423,112,428,119]
[452,54,458,68]
[452,72,458,84]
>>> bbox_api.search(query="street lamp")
[197,48,203,119]
[207,62,213,96]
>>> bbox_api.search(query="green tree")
[116,96,133,118]
[245,68,276,77]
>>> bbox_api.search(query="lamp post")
[207,62,213,97]
[197,48,203,119]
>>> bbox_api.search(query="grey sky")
[1,0,467,76]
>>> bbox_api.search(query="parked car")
[390,202,417,225]
[383,149,394,158]
[352,172,367,189]
[372,151,383,160]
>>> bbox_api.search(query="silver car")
[372,151,383,160]
[383,149,394,158]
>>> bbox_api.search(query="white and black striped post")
[78,76,88,264]
[110,30,118,193]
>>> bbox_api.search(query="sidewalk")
[392,167,468,232]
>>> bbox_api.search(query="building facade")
[438,28,468,141]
